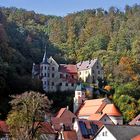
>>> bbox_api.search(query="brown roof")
[39,122,56,134]
[129,114,140,125]
[51,108,76,131]
[56,108,66,118]
[63,130,78,140]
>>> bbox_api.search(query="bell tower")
[73,83,86,113]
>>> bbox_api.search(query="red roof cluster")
[51,108,76,131]
[59,64,77,74]
[63,130,78,140]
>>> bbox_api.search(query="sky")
[0,0,140,16]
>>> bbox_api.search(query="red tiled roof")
[0,121,9,133]
[102,104,121,116]
[77,98,121,117]
[56,108,66,118]
[51,108,76,131]
[132,135,140,140]
[88,114,106,121]
[59,64,77,74]
[77,98,105,116]
[39,122,56,134]
[63,130,78,140]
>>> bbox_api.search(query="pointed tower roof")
[41,46,49,64]
[75,83,86,91]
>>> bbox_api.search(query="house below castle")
[32,48,103,92]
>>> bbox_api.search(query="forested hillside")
[1,5,140,121]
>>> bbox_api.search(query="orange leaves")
[119,57,137,81]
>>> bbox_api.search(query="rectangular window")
[45,66,46,70]
[44,81,46,85]
[97,65,99,69]
[52,67,55,71]
[52,82,54,86]
[48,73,50,77]
[60,74,63,78]
[45,73,46,77]
[71,83,74,87]
[48,82,49,86]
[72,75,74,78]
[65,83,68,86]
[52,73,54,78]
[98,71,100,74]
[59,83,62,86]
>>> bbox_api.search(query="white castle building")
[32,48,103,92]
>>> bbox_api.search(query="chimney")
[66,106,69,110]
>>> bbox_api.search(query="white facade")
[33,53,77,92]
[32,50,104,92]
[109,116,123,125]
[100,115,114,125]
[77,59,103,84]
[73,119,83,140]
[94,126,116,140]
[73,84,86,113]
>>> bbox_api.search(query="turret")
[40,47,49,92]
[73,83,86,113]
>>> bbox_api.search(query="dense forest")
[1,5,140,122]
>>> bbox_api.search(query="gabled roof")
[102,104,122,117]
[56,108,66,118]
[88,113,106,121]
[76,59,98,71]
[77,98,121,117]
[98,125,140,140]
[51,108,76,131]
[59,64,77,74]
[77,98,106,116]
[63,130,78,140]
[129,114,140,125]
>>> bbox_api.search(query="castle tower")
[73,83,86,113]
[40,47,49,92]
